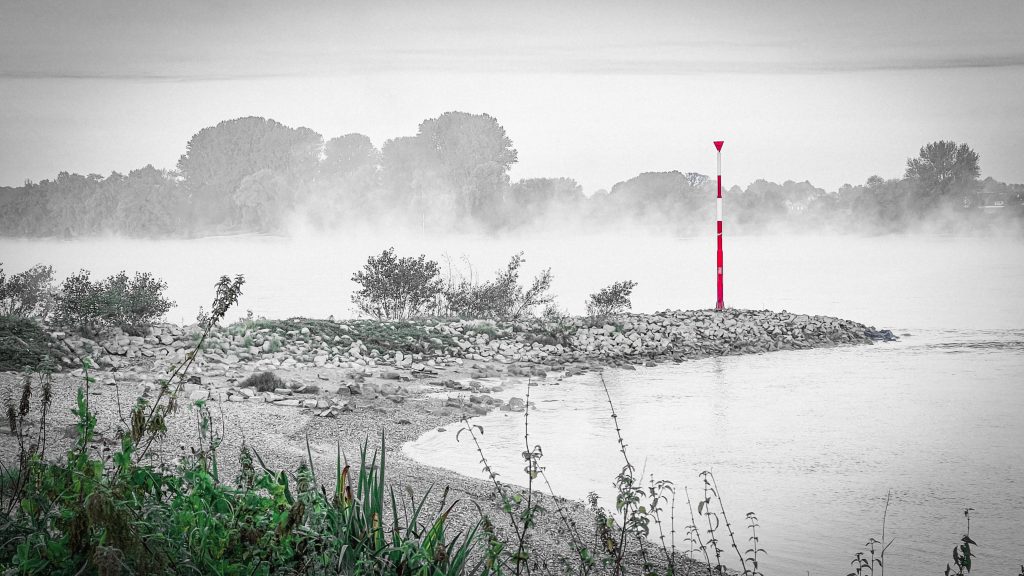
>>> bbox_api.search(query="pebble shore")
[3,308,883,572]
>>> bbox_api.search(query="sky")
[1,0,1023,193]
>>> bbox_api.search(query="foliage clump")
[51,269,175,335]
[441,252,553,321]
[351,248,443,320]
[240,371,284,393]
[0,316,58,372]
[586,280,638,319]
[0,263,55,320]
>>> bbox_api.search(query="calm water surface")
[405,329,1024,575]
[3,233,1023,573]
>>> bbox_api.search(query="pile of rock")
[49,308,876,378]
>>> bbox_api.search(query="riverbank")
[0,352,674,572]
[2,308,882,572]
[37,307,879,419]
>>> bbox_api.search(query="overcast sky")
[1,0,1022,192]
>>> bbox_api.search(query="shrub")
[442,252,554,320]
[0,263,55,320]
[351,248,443,320]
[52,269,175,335]
[240,370,284,393]
[0,316,58,371]
[586,280,638,319]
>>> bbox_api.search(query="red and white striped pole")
[714,140,725,310]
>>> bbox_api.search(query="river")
[3,232,1023,574]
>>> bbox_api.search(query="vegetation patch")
[51,270,175,335]
[239,370,284,393]
[0,263,55,320]
[0,316,58,372]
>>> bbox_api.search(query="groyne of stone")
[49,308,879,377]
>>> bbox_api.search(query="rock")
[273,388,293,396]
[506,397,526,412]
[189,390,209,402]
[864,328,898,342]
[394,351,404,364]
[380,371,401,380]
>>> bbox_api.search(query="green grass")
[2,364,481,575]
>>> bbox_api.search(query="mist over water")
[2,232,1022,329]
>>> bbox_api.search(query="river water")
[3,233,1023,574]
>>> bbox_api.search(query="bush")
[51,270,175,335]
[351,248,443,320]
[586,280,638,318]
[0,316,58,371]
[442,252,554,320]
[0,263,55,320]
[240,371,284,393]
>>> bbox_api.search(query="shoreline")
[2,308,884,571]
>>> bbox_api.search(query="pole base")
[715,302,725,310]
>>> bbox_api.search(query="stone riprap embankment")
[49,308,876,377]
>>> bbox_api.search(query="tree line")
[1,113,1021,237]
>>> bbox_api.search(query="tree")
[233,169,290,232]
[905,141,980,209]
[683,172,710,188]
[113,165,188,236]
[503,177,584,227]
[321,134,379,178]
[351,248,443,320]
[177,117,323,226]
[416,112,517,221]
[600,171,707,233]
[380,135,451,214]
